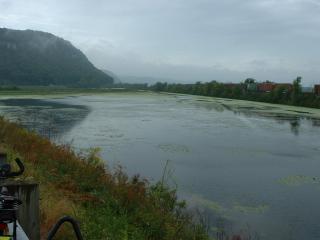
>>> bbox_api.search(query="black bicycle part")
[0,158,24,240]
[47,216,84,240]
[0,158,25,179]
[0,197,20,239]
[0,188,22,240]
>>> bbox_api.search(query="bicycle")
[0,155,83,240]
[0,158,25,240]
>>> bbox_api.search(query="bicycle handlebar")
[8,158,25,177]
[0,158,25,179]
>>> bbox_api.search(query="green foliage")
[244,78,256,84]
[0,28,113,87]
[112,83,149,90]
[291,76,302,105]
[84,147,104,167]
[0,86,20,91]
[150,77,320,109]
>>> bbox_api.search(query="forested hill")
[0,28,113,87]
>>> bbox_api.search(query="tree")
[291,76,302,104]
[244,78,256,84]
[272,85,286,103]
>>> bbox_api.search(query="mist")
[1,0,319,85]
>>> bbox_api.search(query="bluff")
[0,28,113,87]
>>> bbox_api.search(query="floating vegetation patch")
[221,104,232,111]
[217,98,233,102]
[196,99,214,102]
[213,98,320,120]
[287,110,312,114]
[189,194,269,216]
[189,194,225,214]
[109,134,124,138]
[232,204,269,214]
[237,106,260,110]
[158,143,190,153]
[277,175,320,186]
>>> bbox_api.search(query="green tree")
[291,76,302,104]
[244,78,256,84]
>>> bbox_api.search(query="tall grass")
[0,117,209,240]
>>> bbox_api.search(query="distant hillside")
[0,28,113,87]
[102,69,121,84]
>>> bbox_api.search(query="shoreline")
[2,88,320,119]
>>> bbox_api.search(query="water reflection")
[290,120,300,136]
[312,119,320,127]
[2,97,320,138]
[192,98,320,135]
[0,99,90,139]
[234,110,304,135]
[194,101,225,112]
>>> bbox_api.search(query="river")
[1,92,320,240]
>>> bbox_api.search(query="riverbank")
[0,117,209,240]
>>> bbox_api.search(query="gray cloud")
[0,0,319,85]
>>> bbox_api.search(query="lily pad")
[232,204,269,214]
[158,143,190,153]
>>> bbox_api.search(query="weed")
[0,117,210,240]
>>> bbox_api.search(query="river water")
[1,92,320,239]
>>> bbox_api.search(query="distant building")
[246,82,293,93]
[274,83,293,92]
[257,83,275,92]
[315,85,320,95]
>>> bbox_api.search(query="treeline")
[150,77,320,109]
[112,83,148,90]
[0,86,20,91]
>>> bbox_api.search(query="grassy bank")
[0,117,209,240]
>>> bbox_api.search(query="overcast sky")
[1,0,319,84]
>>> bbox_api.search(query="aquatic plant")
[277,175,320,186]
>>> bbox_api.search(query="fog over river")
[1,92,320,240]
